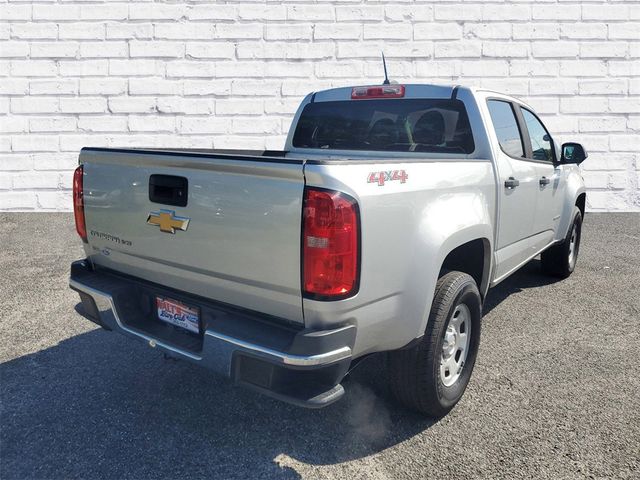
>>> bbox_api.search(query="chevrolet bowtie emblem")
[147,210,190,234]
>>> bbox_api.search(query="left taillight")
[73,165,87,242]
[302,187,360,300]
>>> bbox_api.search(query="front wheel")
[388,271,482,417]
[541,206,583,278]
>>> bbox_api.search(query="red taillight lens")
[302,187,359,299]
[73,165,87,242]
[351,85,405,99]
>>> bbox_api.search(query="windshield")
[292,99,474,154]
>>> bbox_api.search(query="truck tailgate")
[80,148,305,324]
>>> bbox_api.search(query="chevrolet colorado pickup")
[69,83,587,416]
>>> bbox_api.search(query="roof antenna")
[381,52,390,85]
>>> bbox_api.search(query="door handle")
[504,177,520,189]
[539,176,551,186]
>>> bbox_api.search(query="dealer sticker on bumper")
[156,296,200,334]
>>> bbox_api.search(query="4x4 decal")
[367,170,409,186]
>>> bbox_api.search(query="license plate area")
[156,296,201,335]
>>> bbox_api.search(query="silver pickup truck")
[69,83,587,416]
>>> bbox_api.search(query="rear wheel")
[388,271,482,417]
[541,206,582,278]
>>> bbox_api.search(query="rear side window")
[292,99,475,154]
[487,100,524,158]
[521,108,554,162]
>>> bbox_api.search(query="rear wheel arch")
[438,238,492,299]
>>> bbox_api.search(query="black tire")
[541,206,582,278]
[388,271,482,417]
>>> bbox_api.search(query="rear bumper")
[69,259,355,408]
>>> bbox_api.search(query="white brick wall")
[1,1,639,212]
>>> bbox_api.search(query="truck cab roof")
[311,83,535,110]
[311,83,460,102]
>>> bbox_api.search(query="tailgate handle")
[149,175,188,207]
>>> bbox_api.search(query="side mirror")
[561,142,587,165]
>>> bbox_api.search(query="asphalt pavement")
[1,213,638,479]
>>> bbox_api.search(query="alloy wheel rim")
[440,303,471,387]
[568,224,577,268]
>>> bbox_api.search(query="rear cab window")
[292,99,475,155]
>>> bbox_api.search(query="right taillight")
[73,165,87,242]
[302,187,360,299]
